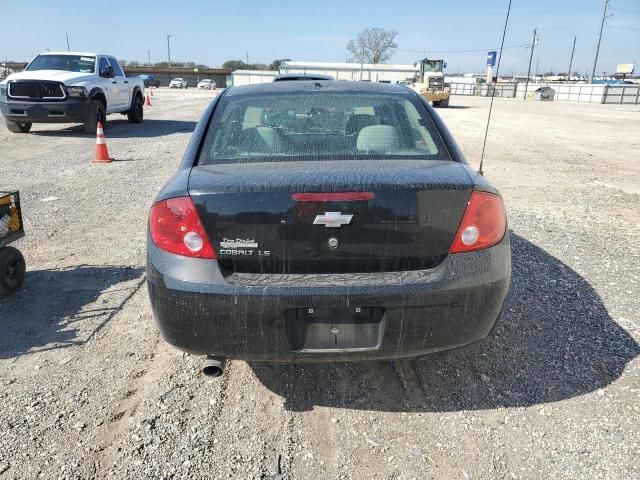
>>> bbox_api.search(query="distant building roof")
[231,70,278,76]
[282,61,419,72]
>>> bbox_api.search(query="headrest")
[237,127,281,153]
[356,125,400,152]
[345,114,379,135]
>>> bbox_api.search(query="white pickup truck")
[0,52,145,134]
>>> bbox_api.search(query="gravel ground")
[0,90,638,480]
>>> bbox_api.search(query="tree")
[347,27,398,64]
[222,60,270,71]
[223,60,247,71]
[269,58,291,71]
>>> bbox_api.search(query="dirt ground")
[0,89,638,480]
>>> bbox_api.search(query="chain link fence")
[449,82,640,104]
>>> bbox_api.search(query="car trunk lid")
[188,160,473,274]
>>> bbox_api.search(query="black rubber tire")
[83,99,106,134]
[439,97,450,107]
[6,120,32,133]
[0,246,26,296]
[432,100,442,107]
[127,94,144,123]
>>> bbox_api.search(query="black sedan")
[147,81,510,375]
[139,74,160,88]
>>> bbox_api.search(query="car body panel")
[188,161,476,274]
[147,233,510,361]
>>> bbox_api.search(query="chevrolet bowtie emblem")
[313,212,353,228]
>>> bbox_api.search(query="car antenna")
[478,0,512,176]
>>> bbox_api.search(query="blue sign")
[487,51,497,67]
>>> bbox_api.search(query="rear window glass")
[198,91,450,165]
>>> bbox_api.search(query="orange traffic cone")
[94,121,112,163]
[145,93,152,106]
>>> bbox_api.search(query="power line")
[608,25,640,31]
[397,43,530,55]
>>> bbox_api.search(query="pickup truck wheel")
[6,121,32,133]
[0,246,26,296]
[127,94,144,123]
[83,99,106,134]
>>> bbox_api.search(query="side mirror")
[100,65,114,78]
[443,62,448,69]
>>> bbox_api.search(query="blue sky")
[1,0,638,74]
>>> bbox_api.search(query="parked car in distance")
[169,78,188,89]
[139,74,160,88]
[197,79,216,89]
[147,81,511,375]
[0,52,144,134]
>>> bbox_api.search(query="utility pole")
[65,30,70,51]
[166,34,172,67]
[524,27,537,99]
[147,50,151,66]
[567,36,576,82]
[589,0,612,83]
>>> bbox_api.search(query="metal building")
[279,61,419,83]
[229,70,278,86]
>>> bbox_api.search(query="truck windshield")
[199,91,451,165]
[26,55,95,73]
[422,61,443,73]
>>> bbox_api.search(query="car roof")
[225,80,410,97]
[40,52,103,57]
[273,73,335,82]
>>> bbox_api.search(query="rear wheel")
[0,246,26,296]
[433,97,450,108]
[6,121,32,133]
[83,99,106,134]
[127,94,144,123]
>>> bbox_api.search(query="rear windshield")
[26,55,95,73]
[198,91,451,165]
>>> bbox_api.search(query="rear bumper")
[147,235,511,362]
[0,97,91,123]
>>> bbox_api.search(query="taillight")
[149,197,216,259]
[449,191,506,254]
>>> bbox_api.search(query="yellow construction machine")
[411,58,451,107]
